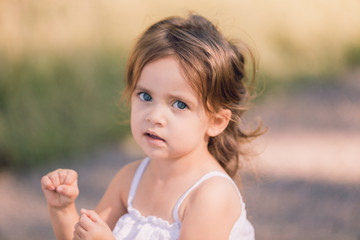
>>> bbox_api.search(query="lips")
[144,131,165,142]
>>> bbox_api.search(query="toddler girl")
[41,14,262,240]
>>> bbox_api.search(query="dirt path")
[0,78,359,240]
[0,134,359,240]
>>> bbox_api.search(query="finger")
[41,175,55,191]
[56,184,79,198]
[81,209,101,223]
[62,169,78,186]
[78,214,94,231]
[47,170,62,188]
[73,230,81,240]
[74,222,87,237]
[58,170,67,185]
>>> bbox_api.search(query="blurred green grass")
[0,51,130,169]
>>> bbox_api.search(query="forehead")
[136,57,194,95]
[140,57,183,83]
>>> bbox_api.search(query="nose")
[146,104,167,127]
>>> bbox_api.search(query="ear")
[206,108,231,137]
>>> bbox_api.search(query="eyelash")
[137,91,188,110]
[138,92,152,102]
[172,100,188,110]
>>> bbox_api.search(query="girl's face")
[130,57,212,161]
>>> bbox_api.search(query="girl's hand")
[73,209,115,240]
[41,169,79,208]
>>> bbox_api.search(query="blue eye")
[139,92,152,102]
[173,100,187,110]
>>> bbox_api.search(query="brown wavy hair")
[125,14,264,178]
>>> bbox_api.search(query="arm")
[178,177,242,240]
[72,161,140,240]
[41,169,80,240]
[94,161,139,229]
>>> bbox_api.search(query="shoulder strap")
[127,157,151,207]
[172,171,244,224]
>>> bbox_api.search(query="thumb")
[81,209,101,223]
[56,185,79,198]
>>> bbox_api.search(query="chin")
[141,148,168,160]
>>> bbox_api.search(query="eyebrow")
[134,85,151,94]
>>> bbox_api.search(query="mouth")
[144,132,165,142]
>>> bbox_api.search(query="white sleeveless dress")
[112,158,255,240]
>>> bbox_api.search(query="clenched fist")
[41,169,79,208]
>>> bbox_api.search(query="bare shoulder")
[95,160,142,229]
[189,176,242,218]
[179,176,242,240]
[105,160,142,203]
[115,160,142,186]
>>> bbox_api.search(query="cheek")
[174,116,208,139]
[130,99,142,121]
[130,105,142,135]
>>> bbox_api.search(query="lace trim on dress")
[127,205,180,229]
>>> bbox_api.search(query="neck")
[148,147,217,183]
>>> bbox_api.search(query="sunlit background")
[0,1,359,239]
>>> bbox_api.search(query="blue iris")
[174,100,187,110]
[139,92,152,102]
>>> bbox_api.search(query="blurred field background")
[0,0,360,239]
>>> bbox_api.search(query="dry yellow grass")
[1,0,360,76]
